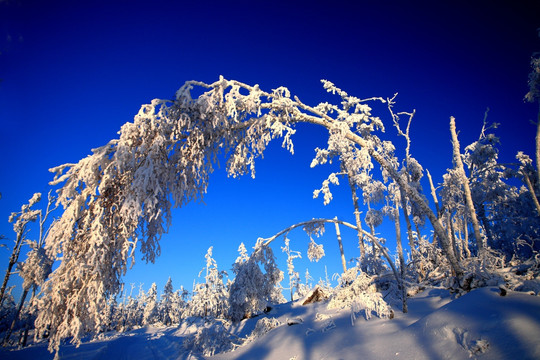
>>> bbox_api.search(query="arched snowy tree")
[36,76,461,353]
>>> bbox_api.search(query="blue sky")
[1,0,539,299]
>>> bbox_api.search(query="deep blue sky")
[1,0,539,298]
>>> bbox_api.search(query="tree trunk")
[333,218,347,274]
[347,173,366,270]
[399,187,416,261]
[523,171,540,216]
[393,202,408,313]
[462,218,471,258]
[0,230,25,306]
[426,169,441,245]
[20,285,37,348]
[535,102,540,191]
[450,117,484,253]
[3,286,29,345]
[447,213,461,262]
[477,203,494,247]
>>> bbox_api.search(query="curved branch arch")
[37,76,459,353]
[260,218,401,293]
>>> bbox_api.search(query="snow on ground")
[1,287,539,359]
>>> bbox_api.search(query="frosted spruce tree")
[36,76,463,353]
[228,240,284,322]
[142,283,158,325]
[187,247,228,319]
[159,277,179,326]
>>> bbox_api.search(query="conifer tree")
[142,283,158,325]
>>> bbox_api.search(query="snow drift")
[1,286,539,359]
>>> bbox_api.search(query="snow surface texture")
[1,287,539,359]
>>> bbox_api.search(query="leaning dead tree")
[37,77,460,353]
[449,117,484,252]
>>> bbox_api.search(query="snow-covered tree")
[450,117,484,253]
[516,151,540,216]
[0,289,15,334]
[0,193,41,306]
[296,268,314,299]
[36,77,465,353]
[464,121,511,249]
[281,237,302,301]
[183,320,237,357]
[187,247,228,319]
[525,44,540,188]
[169,287,188,324]
[120,283,145,331]
[142,282,158,325]
[159,277,174,326]
[3,191,57,346]
[228,239,284,322]
[328,267,393,324]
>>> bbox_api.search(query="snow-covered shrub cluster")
[412,234,451,284]
[328,268,393,322]
[183,320,238,357]
[243,317,282,344]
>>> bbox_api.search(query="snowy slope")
[1,287,539,360]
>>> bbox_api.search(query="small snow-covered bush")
[459,248,506,292]
[328,268,393,323]
[244,317,282,344]
[183,321,238,356]
[412,235,451,284]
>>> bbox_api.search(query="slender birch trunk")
[522,171,540,216]
[333,218,347,273]
[399,187,416,260]
[447,213,461,262]
[347,173,366,269]
[426,169,441,245]
[0,231,25,306]
[450,116,484,253]
[462,219,471,258]
[393,202,408,313]
[535,103,540,190]
[3,286,30,345]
